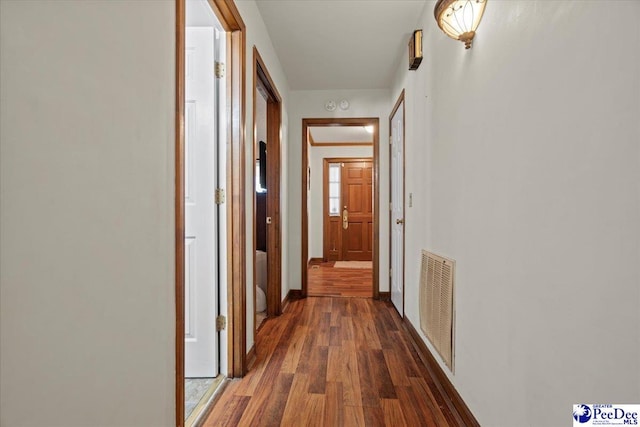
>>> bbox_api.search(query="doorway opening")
[182,0,226,424]
[176,0,246,425]
[252,48,283,338]
[308,156,374,297]
[301,119,380,299]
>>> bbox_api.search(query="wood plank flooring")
[203,297,463,426]
[308,262,373,298]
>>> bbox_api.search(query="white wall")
[288,89,391,292]
[391,1,640,426]
[235,0,291,352]
[0,1,175,425]
[308,145,373,258]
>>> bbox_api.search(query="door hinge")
[389,135,393,145]
[389,268,393,278]
[389,202,393,211]
[216,315,226,331]
[215,61,225,78]
[215,188,225,204]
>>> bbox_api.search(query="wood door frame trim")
[252,47,283,347]
[322,157,374,262]
[175,1,185,423]
[176,1,246,425]
[388,89,406,317]
[301,118,380,299]
[310,131,373,147]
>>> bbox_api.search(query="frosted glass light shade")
[435,0,487,49]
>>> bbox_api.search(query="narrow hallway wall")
[391,1,640,425]
[0,1,176,425]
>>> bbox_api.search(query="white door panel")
[390,101,405,315]
[213,26,229,376]
[185,27,217,378]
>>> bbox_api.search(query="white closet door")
[185,27,217,378]
[390,100,405,315]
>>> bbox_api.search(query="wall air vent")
[419,250,455,372]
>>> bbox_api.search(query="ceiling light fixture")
[434,0,487,49]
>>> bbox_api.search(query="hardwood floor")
[202,297,463,426]
[308,262,373,298]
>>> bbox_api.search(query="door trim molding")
[252,47,283,345]
[175,1,185,423]
[389,89,406,317]
[301,118,380,299]
[176,0,246,425]
[220,2,247,381]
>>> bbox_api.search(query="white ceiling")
[309,126,373,143]
[254,0,427,90]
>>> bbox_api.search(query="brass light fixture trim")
[434,0,487,49]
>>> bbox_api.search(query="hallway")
[203,297,463,426]
[3,1,639,425]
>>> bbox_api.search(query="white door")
[390,99,405,315]
[185,27,218,378]
[212,26,229,377]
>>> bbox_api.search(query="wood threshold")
[184,375,226,427]
[402,317,480,427]
[190,378,231,427]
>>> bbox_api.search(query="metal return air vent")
[419,250,455,372]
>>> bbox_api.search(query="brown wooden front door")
[323,158,373,261]
[342,160,373,260]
